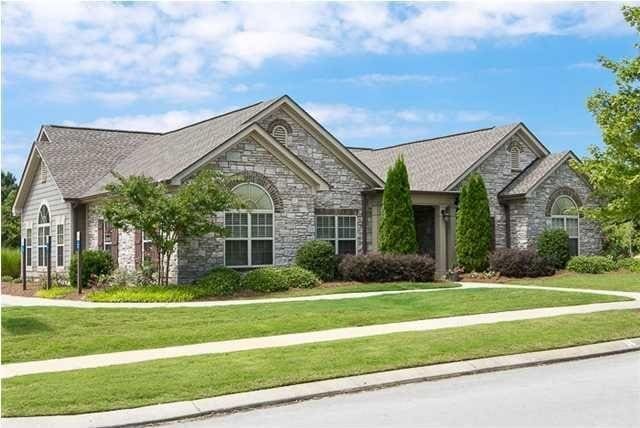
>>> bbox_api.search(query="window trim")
[315,214,358,255]
[224,183,275,268]
[25,228,32,267]
[37,204,50,267]
[56,223,64,267]
[549,195,580,255]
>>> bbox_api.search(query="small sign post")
[76,231,82,294]
[47,235,52,290]
[21,238,27,291]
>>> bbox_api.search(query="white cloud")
[1,2,631,105]
[567,62,602,70]
[325,73,454,86]
[455,110,505,123]
[63,109,220,133]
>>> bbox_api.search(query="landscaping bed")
[505,270,640,292]
[3,309,639,417]
[2,288,628,363]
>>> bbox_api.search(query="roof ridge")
[45,124,161,135]
[361,125,504,152]
[161,100,271,136]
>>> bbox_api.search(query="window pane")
[566,218,578,237]
[57,247,64,266]
[569,238,578,257]
[38,205,50,224]
[26,248,32,266]
[251,240,273,265]
[551,196,577,215]
[225,240,248,266]
[225,213,248,238]
[338,216,356,239]
[551,218,564,230]
[338,240,356,255]
[57,224,64,241]
[316,216,335,239]
[251,213,273,238]
[233,183,273,211]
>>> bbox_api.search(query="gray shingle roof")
[38,126,158,199]
[500,151,570,197]
[352,124,519,192]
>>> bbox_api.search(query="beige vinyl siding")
[20,159,72,277]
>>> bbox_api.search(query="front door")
[413,205,435,257]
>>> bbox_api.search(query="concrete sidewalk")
[3,296,638,379]
[4,338,638,428]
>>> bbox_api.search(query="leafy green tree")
[573,5,640,226]
[102,169,238,285]
[1,171,20,248]
[456,173,492,272]
[603,221,640,258]
[378,156,417,254]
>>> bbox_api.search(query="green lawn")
[507,271,640,292]
[2,288,627,363]
[270,281,457,297]
[3,309,638,417]
[35,287,76,299]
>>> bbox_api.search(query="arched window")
[225,183,274,267]
[37,205,50,266]
[510,146,521,171]
[550,195,579,256]
[271,125,287,144]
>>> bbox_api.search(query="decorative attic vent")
[510,146,521,171]
[40,164,47,183]
[271,125,287,144]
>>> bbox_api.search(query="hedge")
[537,229,570,269]
[338,253,435,283]
[295,240,336,281]
[69,250,114,288]
[489,249,555,278]
[196,267,243,296]
[567,256,617,274]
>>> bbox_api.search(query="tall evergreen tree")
[378,156,417,254]
[456,173,492,272]
[1,171,20,248]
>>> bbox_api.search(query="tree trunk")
[165,252,172,285]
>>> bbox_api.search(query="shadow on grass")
[2,317,52,335]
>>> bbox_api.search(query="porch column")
[370,204,380,252]
[434,205,448,276]
[447,204,457,269]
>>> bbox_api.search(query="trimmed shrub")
[338,253,435,283]
[616,257,640,272]
[279,266,320,289]
[567,256,617,274]
[1,247,20,279]
[537,229,571,269]
[489,249,555,278]
[378,156,418,254]
[69,250,114,288]
[456,173,492,272]
[295,240,336,281]
[197,267,243,296]
[242,267,288,293]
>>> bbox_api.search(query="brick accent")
[226,171,284,213]
[544,186,583,216]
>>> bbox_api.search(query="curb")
[3,337,639,428]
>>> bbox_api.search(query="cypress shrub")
[537,229,571,269]
[295,240,336,281]
[378,156,418,254]
[69,250,114,288]
[456,173,492,272]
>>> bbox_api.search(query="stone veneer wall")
[85,203,178,282]
[508,199,529,249]
[176,138,316,283]
[453,135,538,248]
[525,162,602,255]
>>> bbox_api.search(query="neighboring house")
[12,95,601,282]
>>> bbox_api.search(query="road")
[160,352,640,428]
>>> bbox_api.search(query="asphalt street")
[161,351,640,428]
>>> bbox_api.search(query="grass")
[2,288,628,363]
[35,287,75,299]
[1,247,20,279]
[86,281,458,303]
[507,270,640,292]
[3,309,639,417]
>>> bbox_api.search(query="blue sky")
[1,2,636,177]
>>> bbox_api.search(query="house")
[12,95,601,282]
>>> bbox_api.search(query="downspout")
[361,191,368,254]
[503,202,511,248]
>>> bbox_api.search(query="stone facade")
[453,135,538,248]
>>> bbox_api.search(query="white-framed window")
[316,215,357,255]
[56,224,64,266]
[510,146,521,171]
[102,221,113,253]
[550,195,579,256]
[225,183,274,267]
[271,125,287,144]
[142,230,154,264]
[37,205,50,267]
[25,228,32,267]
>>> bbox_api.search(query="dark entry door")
[413,205,435,257]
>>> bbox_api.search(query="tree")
[378,156,417,254]
[456,173,492,272]
[1,171,20,248]
[573,5,640,226]
[102,169,238,285]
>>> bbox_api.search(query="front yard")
[506,271,640,292]
[3,309,638,417]
[2,287,627,363]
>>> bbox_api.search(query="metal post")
[47,235,52,290]
[76,231,82,294]
[22,238,27,291]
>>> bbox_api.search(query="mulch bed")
[1,282,88,300]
